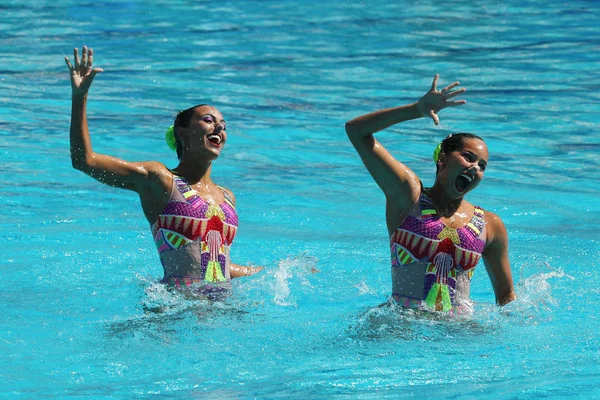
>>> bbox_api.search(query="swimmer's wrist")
[413,101,426,118]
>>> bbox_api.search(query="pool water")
[2,0,599,398]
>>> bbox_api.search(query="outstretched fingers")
[88,48,94,69]
[430,74,439,92]
[81,46,89,68]
[73,47,81,69]
[444,87,466,99]
[445,100,467,107]
[440,81,460,94]
[429,110,440,125]
[64,56,74,71]
[65,46,103,93]
[88,49,103,75]
[419,74,467,124]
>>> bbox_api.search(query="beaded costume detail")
[390,192,486,312]
[151,175,238,283]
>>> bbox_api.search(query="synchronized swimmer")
[345,75,516,314]
[65,46,262,300]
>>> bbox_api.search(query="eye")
[462,152,475,162]
[201,116,215,124]
[479,162,487,172]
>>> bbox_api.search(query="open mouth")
[207,133,223,147]
[455,173,474,193]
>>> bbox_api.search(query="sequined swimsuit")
[151,174,238,296]
[390,191,486,312]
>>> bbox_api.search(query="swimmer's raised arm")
[345,75,467,229]
[482,211,517,306]
[65,46,167,193]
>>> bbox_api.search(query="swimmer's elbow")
[71,151,95,174]
[497,290,517,306]
[345,121,367,139]
[71,157,85,171]
[345,122,374,149]
[345,122,356,138]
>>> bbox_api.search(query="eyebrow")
[201,113,227,125]
[464,150,488,165]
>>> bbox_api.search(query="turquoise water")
[2,0,599,398]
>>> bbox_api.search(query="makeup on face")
[199,114,227,131]
[197,112,227,148]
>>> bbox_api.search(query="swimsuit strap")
[467,206,486,236]
[172,174,196,199]
[217,185,235,209]
[419,193,437,218]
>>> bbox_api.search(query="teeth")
[459,173,473,183]
[207,134,221,144]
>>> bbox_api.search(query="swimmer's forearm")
[70,92,94,170]
[230,264,264,279]
[345,103,423,138]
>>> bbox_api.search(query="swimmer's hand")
[416,74,467,126]
[64,46,103,95]
[230,264,265,279]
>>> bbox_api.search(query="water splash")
[104,274,250,340]
[270,253,319,307]
[231,252,321,307]
[515,262,574,311]
[475,262,575,327]
[354,280,378,296]
[346,299,487,343]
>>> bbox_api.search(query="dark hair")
[172,104,209,159]
[436,133,485,173]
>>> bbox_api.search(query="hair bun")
[165,126,177,151]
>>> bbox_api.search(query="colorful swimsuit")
[390,191,486,312]
[151,174,238,297]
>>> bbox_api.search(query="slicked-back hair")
[436,133,485,174]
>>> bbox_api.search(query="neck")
[427,183,463,218]
[173,157,213,185]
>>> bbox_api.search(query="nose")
[214,124,224,134]
[469,164,481,173]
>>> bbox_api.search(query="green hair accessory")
[165,126,176,151]
[432,142,442,163]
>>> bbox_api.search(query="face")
[179,105,228,159]
[437,138,488,199]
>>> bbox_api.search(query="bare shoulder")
[135,161,172,191]
[137,160,170,173]
[483,209,508,247]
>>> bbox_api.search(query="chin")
[206,150,221,160]
[444,185,466,200]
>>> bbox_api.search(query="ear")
[437,152,446,165]
[175,126,187,140]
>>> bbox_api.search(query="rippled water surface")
[2,0,599,398]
